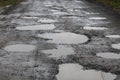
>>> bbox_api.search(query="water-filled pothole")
[62,16,79,19]
[56,63,116,80]
[4,44,35,52]
[97,52,120,59]
[38,18,58,23]
[42,45,75,58]
[112,43,120,50]
[45,4,53,7]
[83,26,108,30]
[37,32,89,44]
[89,17,107,20]
[21,16,39,19]
[106,35,120,38]
[16,24,55,30]
[53,12,68,15]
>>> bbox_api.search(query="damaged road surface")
[0,0,120,80]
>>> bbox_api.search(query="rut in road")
[0,0,120,80]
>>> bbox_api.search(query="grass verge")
[95,0,120,13]
[0,0,22,7]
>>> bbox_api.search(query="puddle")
[106,35,120,38]
[20,2,29,4]
[42,45,75,58]
[21,16,39,19]
[112,43,120,50]
[50,9,60,12]
[97,52,120,59]
[83,26,108,30]
[44,3,53,7]
[16,24,55,30]
[85,12,100,15]
[56,63,116,80]
[53,12,68,15]
[37,32,89,44]
[62,16,79,19]
[4,44,35,52]
[38,18,58,23]
[89,17,107,20]
[54,30,64,33]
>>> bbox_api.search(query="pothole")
[4,44,35,52]
[44,4,53,7]
[89,17,107,20]
[85,12,100,15]
[53,12,68,15]
[62,16,79,19]
[42,45,75,58]
[83,26,108,30]
[50,9,60,12]
[112,43,120,50]
[56,63,116,80]
[21,16,39,19]
[97,52,120,59]
[38,18,58,23]
[20,2,29,4]
[16,24,55,30]
[37,32,89,44]
[106,35,120,38]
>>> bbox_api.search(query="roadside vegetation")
[0,0,22,7]
[95,0,120,12]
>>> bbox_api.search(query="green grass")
[0,0,22,7]
[95,0,120,12]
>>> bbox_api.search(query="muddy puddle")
[37,32,89,44]
[97,52,120,59]
[4,44,35,52]
[42,45,75,58]
[38,18,58,23]
[106,35,120,38]
[83,26,108,30]
[16,24,55,30]
[112,43,120,50]
[56,63,116,80]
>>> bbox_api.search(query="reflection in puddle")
[42,45,75,58]
[83,26,108,30]
[50,9,60,12]
[106,35,120,38]
[21,16,39,19]
[20,2,29,4]
[112,43,120,50]
[37,32,89,44]
[53,12,68,15]
[62,16,79,19]
[38,18,58,23]
[89,17,107,20]
[16,24,55,30]
[44,3,53,7]
[4,44,35,52]
[85,12,100,15]
[57,63,116,80]
[97,52,120,59]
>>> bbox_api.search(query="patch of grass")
[0,0,22,7]
[95,0,120,12]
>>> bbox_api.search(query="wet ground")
[0,0,120,80]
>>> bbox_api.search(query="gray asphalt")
[0,0,120,80]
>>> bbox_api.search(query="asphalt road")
[0,0,120,80]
